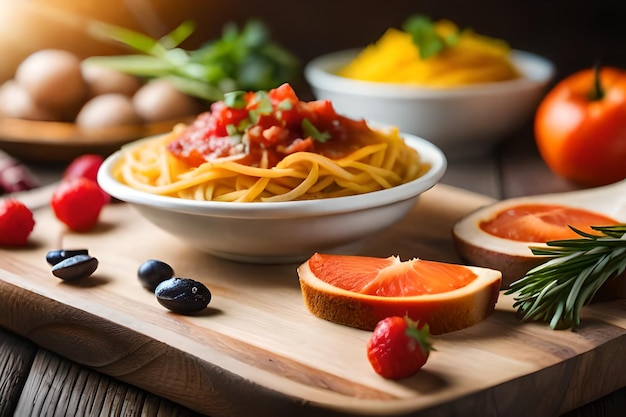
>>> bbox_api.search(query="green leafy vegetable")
[84,19,299,102]
[402,15,460,59]
[505,224,626,330]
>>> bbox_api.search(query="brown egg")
[0,80,59,121]
[15,49,87,113]
[75,93,142,128]
[133,79,199,122]
[81,64,142,98]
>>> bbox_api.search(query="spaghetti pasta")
[113,84,427,202]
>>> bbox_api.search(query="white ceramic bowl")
[305,49,555,160]
[97,133,447,264]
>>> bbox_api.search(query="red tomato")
[167,110,239,167]
[534,67,626,186]
[168,83,372,168]
[207,101,250,137]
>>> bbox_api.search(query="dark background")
[5,0,626,86]
[185,0,626,91]
[256,0,626,84]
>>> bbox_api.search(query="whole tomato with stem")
[534,66,626,186]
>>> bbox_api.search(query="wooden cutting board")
[1,184,625,417]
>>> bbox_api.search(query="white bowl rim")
[97,133,447,219]
[304,48,555,99]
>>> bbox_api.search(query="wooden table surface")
[1,125,625,417]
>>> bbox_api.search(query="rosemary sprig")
[505,224,626,330]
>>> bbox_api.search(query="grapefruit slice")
[479,203,618,243]
[297,253,502,335]
[452,189,622,287]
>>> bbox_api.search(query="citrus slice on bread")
[297,253,502,334]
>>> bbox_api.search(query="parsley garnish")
[277,99,293,111]
[253,91,273,114]
[224,91,247,109]
[225,124,239,136]
[301,118,331,143]
[247,91,273,124]
[402,15,460,59]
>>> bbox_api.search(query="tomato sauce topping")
[167,83,381,168]
[480,204,619,242]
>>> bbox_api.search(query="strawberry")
[50,177,107,231]
[366,315,434,379]
[0,198,35,246]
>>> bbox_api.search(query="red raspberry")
[63,154,103,182]
[63,154,110,203]
[51,177,107,231]
[366,316,434,379]
[0,198,35,246]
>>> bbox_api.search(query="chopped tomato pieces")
[166,83,378,168]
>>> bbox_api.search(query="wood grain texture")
[0,329,37,417]
[0,117,193,163]
[12,348,203,417]
[1,184,625,417]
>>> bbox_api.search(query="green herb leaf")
[158,21,196,50]
[224,91,247,109]
[88,21,166,56]
[163,75,224,102]
[226,124,239,136]
[505,224,626,330]
[190,19,299,92]
[253,91,273,114]
[84,19,299,102]
[302,118,331,143]
[402,15,460,59]
[82,55,175,77]
[277,99,293,111]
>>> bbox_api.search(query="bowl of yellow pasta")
[98,130,446,264]
[304,18,555,159]
[97,84,446,263]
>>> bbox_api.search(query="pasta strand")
[115,127,424,202]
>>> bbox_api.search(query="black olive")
[155,277,212,314]
[137,259,175,291]
[51,254,98,281]
[46,249,89,266]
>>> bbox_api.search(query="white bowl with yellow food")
[304,17,555,159]
[98,83,446,263]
